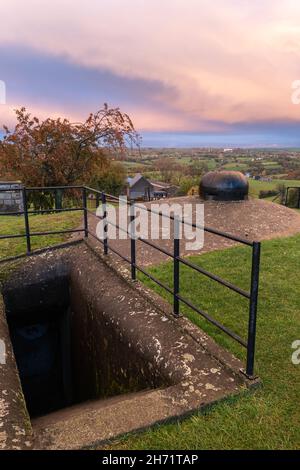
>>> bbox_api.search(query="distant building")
[0,181,24,214]
[149,180,178,199]
[127,174,153,200]
[127,174,178,200]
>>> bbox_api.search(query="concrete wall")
[0,182,24,214]
[1,251,169,420]
[0,296,32,449]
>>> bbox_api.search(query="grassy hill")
[106,234,300,449]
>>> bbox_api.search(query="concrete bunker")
[0,243,258,449]
[2,257,166,420]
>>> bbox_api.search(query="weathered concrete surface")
[87,240,254,380]
[0,297,32,450]
[0,243,260,450]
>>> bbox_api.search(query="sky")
[1,0,300,147]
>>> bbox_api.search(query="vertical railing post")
[101,192,108,255]
[55,188,63,210]
[284,187,289,206]
[82,187,88,238]
[130,200,136,280]
[173,216,180,316]
[246,241,261,377]
[96,192,100,210]
[22,187,31,254]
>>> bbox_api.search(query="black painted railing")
[0,185,261,378]
[285,186,300,208]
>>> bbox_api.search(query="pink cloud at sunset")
[1,0,300,144]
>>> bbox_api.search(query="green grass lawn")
[201,158,217,170]
[0,212,82,260]
[105,234,300,449]
[222,162,248,171]
[249,178,300,198]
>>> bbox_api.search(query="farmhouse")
[127,173,177,200]
[150,180,178,198]
[127,173,152,200]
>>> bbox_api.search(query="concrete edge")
[83,239,261,389]
[33,383,248,450]
[0,296,33,450]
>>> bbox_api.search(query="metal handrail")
[0,185,261,378]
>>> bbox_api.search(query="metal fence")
[285,186,300,208]
[0,185,261,378]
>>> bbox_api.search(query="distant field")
[249,179,300,197]
[262,161,281,168]
[123,161,144,168]
[222,162,248,171]
[171,157,217,170]
[122,153,300,201]
[173,157,193,165]
[205,159,218,170]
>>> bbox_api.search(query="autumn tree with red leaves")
[0,105,140,187]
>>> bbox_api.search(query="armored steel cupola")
[199,171,249,201]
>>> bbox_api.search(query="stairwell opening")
[2,263,165,419]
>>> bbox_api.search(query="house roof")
[128,174,178,191]
[150,180,177,189]
[128,173,148,188]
